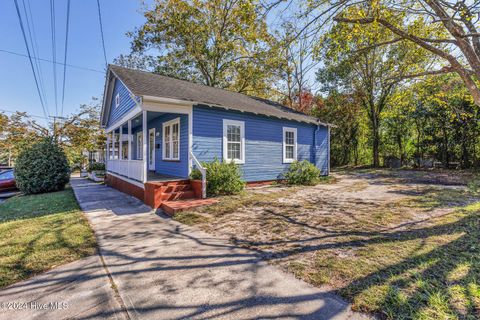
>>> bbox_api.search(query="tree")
[273,22,322,110]
[15,138,70,194]
[302,0,480,105]
[55,98,106,166]
[316,7,433,166]
[313,91,364,166]
[129,0,281,97]
[407,74,480,168]
[0,112,45,166]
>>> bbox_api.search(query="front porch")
[105,107,208,210]
[105,110,190,183]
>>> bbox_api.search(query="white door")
[148,128,155,170]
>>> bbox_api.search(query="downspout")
[327,125,331,175]
[314,122,320,170]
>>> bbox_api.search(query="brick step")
[150,180,190,187]
[161,199,219,215]
[161,184,193,193]
[160,190,196,201]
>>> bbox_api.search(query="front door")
[148,128,155,171]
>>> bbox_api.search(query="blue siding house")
[100,65,331,207]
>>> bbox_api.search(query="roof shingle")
[109,65,329,126]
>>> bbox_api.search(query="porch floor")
[147,172,186,183]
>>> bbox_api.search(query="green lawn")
[0,188,96,288]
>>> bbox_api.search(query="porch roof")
[108,65,332,127]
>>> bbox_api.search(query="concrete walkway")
[1,177,369,320]
[0,253,126,320]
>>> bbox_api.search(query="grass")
[0,187,96,288]
[174,169,480,319]
[300,204,480,319]
[174,185,299,220]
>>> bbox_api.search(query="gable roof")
[108,65,330,126]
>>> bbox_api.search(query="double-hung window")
[283,127,297,163]
[223,119,245,164]
[163,118,180,160]
[136,132,143,160]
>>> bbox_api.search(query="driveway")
[1,177,368,320]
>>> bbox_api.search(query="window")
[115,93,120,108]
[223,119,245,164]
[163,118,180,160]
[283,127,297,163]
[136,132,143,160]
[0,170,14,180]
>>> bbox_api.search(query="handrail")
[190,151,206,199]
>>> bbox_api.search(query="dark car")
[0,170,17,193]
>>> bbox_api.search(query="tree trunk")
[461,126,470,168]
[372,117,380,167]
[442,128,449,168]
[397,133,404,165]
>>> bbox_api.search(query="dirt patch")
[179,169,480,319]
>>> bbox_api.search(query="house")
[100,65,331,210]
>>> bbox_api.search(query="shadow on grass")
[0,188,96,288]
[230,201,480,319]
[0,188,79,223]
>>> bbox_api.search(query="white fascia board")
[105,105,142,133]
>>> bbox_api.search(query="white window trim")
[223,119,245,164]
[283,127,297,163]
[162,117,180,161]
[115,93,120,108]
[148,128,156,170]
[136,132,143,160]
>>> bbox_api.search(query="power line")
[60,0,71,117]
[50,0,58,116]
[96,0,108,67]
[22,0,49,112]
[0,108,48,120]
[0,48,104,73]
[12,0,49,119]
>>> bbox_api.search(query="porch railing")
[190,151,206,199]
[106,159,144,182]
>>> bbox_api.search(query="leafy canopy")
[130,0,280,97]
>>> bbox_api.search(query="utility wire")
[0,108,48,120]
[50,0,58,116]
[22,0,49,111]
[60,0,71,117]
[0,49,104,73]
[96,0,108,67]
[13,0,49,119]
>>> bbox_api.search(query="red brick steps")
[161,199,219,215]
[144,179,217,214]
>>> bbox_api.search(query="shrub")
[88,162,105,172]
[284,160,321,185]
[15,138,70,194]
[190,158,244,196]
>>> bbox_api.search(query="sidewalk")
[70,177,368,320]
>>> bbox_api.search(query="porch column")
[109,132,114,160]
[119,124,123,160]
[142,110,147,183]
[106,135,110,165]
[127,119,132,160]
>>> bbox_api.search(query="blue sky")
[0,0,149,125]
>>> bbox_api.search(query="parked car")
[0,170,17,193]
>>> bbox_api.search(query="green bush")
[190,158,244,196]
[15,138,70,194]
[284,160,321,185]
[88,162,105,172]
